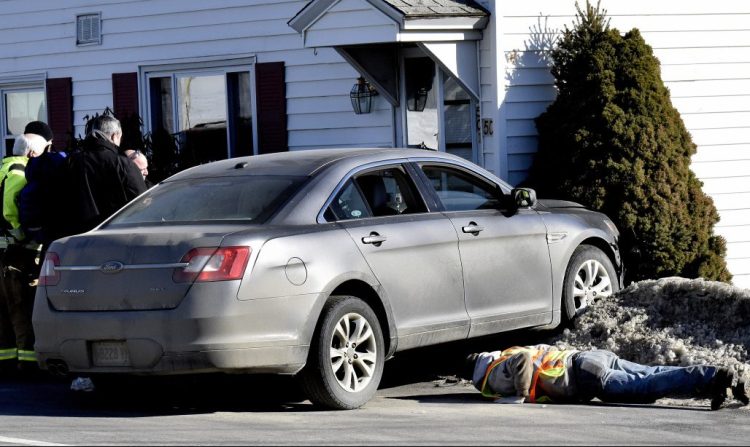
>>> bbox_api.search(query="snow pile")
[551,277,750,377]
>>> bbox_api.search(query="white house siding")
[0,0,392,150]
[491,0,750,288]
[300,0,399,47]
[474,0,502,178]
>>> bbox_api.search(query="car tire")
[562,245,619,322]
[300,295,385,410]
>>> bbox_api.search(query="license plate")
[92,341,131,367]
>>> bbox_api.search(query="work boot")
[710,367,734,411]
[732,376,749,406]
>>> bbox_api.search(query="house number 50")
[482,119,494,135]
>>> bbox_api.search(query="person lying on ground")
[461,344,748,410]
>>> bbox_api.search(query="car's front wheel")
[562,245,619,322]
[300,295,384,410]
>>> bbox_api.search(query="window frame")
[139,57,258,159]
[411,161,512,213]
[0,76,47,157]
[317,160,431,223]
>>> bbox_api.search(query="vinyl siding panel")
[0,0,391,150]
[302,0,398,47]
[701,177,750,195]
[693,145,750,164]
[495,0,750,287]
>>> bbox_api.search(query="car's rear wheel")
[562,245,619,322]
[300,295,384,410]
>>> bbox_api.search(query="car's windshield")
[105,175,307,227]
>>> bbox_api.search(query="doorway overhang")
[419,41,479,100]
[289,0,488,105]
[289,0,488,47]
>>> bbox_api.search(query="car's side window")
[421,165,504,212]
[326,166,427,221]
[326,180,372,221]
[354,167,427,217]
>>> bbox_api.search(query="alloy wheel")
[572,259,613,314]
[329,312,378,393]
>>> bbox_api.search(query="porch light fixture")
[350,77,378,114]
[408,87,429,112]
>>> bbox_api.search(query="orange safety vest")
[479,346,572,403]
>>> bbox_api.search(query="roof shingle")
[383,0,489,17]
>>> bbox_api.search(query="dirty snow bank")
[551,277,749,373]
[440,277,749,407]
[549,276,750,407]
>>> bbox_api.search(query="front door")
[401,51,478,163]
[417,163,554,337]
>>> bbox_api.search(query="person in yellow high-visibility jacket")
[0,132,46,377]
[462,344,748,411]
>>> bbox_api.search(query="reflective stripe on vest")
[479,346,536,398]
[528,350,569,403]
[480,347,572,403]
[0,347,18,361]
[17,349,37,362]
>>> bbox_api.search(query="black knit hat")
[461,353,480,381]
[24,121,53,142]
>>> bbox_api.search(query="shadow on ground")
[0,373,314,417]
[379,326,563,389]
[0,327,562,417]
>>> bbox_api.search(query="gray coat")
[472,344,580,402]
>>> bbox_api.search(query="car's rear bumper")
[37,339,309,375]
[32,284,326,375]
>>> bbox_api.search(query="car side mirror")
[511,188,537,209]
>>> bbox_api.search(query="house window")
[1,86,47,156]
[176,74,228,166]
[443,76,474,161]
[144,62,256,178]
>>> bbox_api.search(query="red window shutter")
[112,72,139,121]
[255,62,288,154]
[45,77,72,152]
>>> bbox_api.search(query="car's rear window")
[105,175,307,227]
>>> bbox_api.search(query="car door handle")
[462,222,485,235]
[362,232,387,246]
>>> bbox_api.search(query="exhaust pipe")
[46,360,69,376]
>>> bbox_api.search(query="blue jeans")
[573,350,717,404]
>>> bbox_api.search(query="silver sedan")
[33,148,623,409]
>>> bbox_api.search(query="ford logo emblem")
[100,261,125,274]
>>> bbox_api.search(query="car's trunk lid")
[44,226,242,311]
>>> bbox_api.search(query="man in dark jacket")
[64,115,147,236]
[18,121,67,254]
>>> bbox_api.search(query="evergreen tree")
[524,1,731,283]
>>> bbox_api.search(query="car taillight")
[173,246,251,283]
[39,252,61,286]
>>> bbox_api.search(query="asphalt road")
[1,332,748,446]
